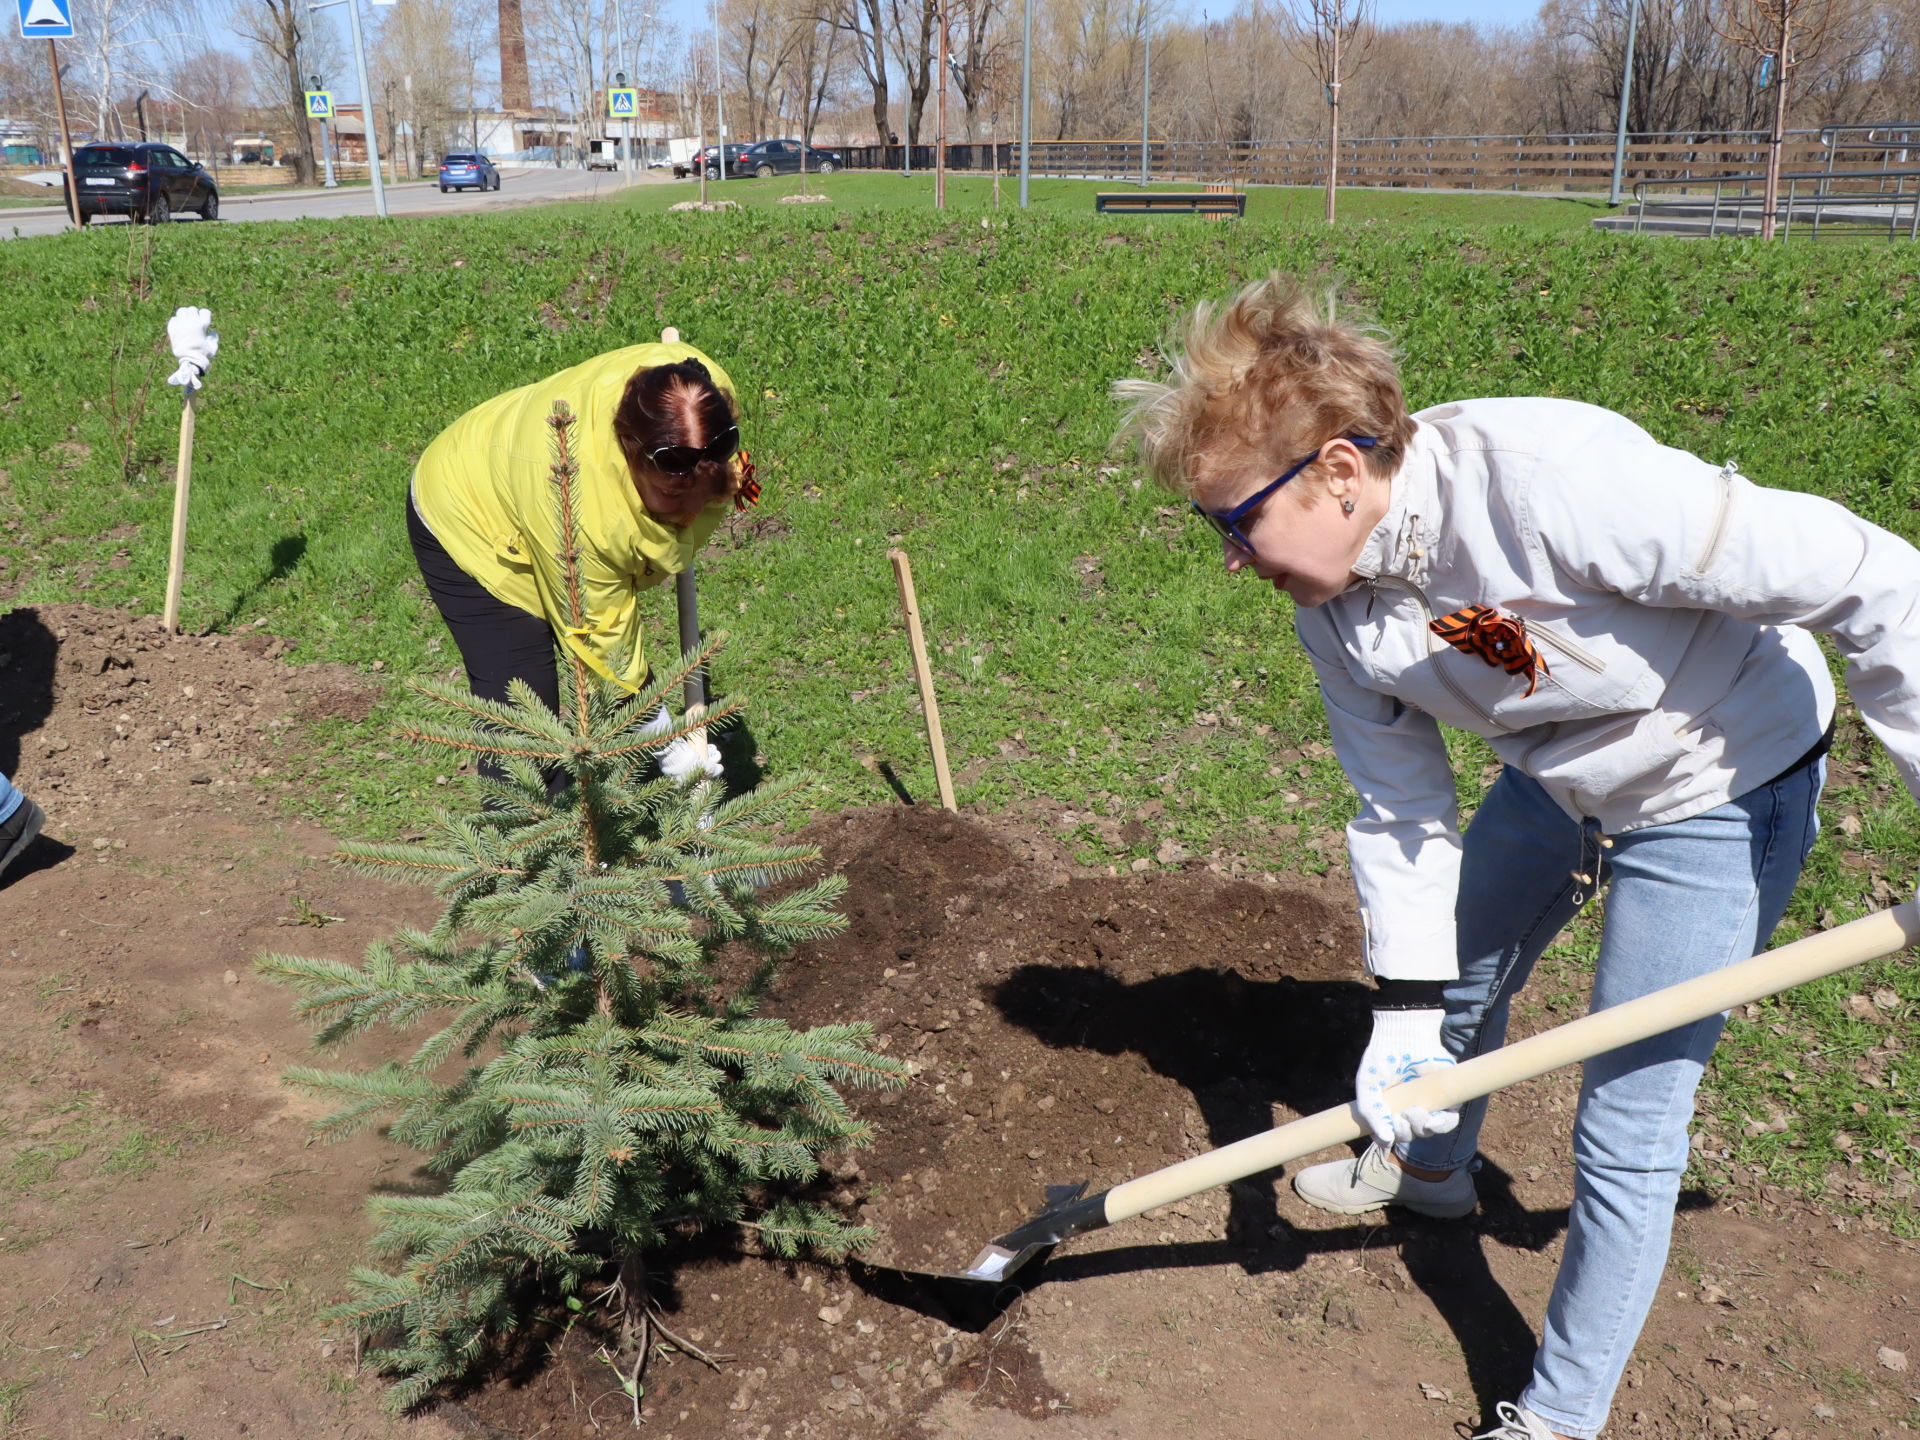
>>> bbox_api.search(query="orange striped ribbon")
[1430,604,1551,698]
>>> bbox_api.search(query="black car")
[438,152,500,192]
[66,142,219,226]
[677,143,750,180]
[731,138,841,178]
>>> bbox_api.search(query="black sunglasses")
[645,425,739,477]
[1191,436,1378,554]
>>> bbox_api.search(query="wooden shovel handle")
[1102,900,1920,1224]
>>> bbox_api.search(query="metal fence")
[836,124,1920,195]
[1632,167,1920,240]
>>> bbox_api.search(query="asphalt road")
[2,166,670,241]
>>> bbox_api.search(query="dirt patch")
[1,603,1914,1440]
[0,602,379,813]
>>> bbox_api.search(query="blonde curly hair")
[1113,273,1415,504]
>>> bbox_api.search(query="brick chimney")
[498,0,531,112]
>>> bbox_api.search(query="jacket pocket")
[493,531,535,570]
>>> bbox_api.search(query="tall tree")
[888,0,936,145]
[825,0,890,142]
[171,47,253,159]
[230,0,331,182]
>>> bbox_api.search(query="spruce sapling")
[260,400,906,1415]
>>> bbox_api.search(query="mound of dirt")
[0,602,378,815]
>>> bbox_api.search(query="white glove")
[1355,1008,1460,1147]
[640,705,674,737]
[165,305,218,391]
[660,734,722,783]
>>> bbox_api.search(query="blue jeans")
[1401,761,1823,1439]
[0,771,22,825]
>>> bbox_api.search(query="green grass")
[1,191,1917,1227]
[604,170,1611,232]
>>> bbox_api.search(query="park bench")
[1094,188,1246,218]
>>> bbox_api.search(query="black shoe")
[0,795,45,880]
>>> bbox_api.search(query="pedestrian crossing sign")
[18,0,75,40]
[608,87,637,119]
[305,90,334,120]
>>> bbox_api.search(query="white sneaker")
[1291,1142,1477,1219]
[1472,1401,1562,1439]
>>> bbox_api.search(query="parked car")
[438,152,500,192]
[731,138,841,178]
[675,143,750,180]
[65,141,219,226]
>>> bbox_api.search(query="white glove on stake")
[165,306,218,392]
[1354,1007,1460,1147]
[661,735,722,783]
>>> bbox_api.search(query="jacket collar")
[1350,421,1440,586]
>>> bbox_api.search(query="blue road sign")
[18,0,74,40]
[305,90,335,120]
[608,87,637,119]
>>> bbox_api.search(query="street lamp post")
[307,0,387,215]
[1608,0,1640,207]
[311,71,338,187]
[1018,0,1032,207]
[614,69,629,174]
[710,0,726,182]
[1139,0,1151,186]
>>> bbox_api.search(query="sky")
[284,0,1546,109]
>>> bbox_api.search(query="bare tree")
[947,0,1002,139]
[1710,0,1837,237]
[230,0,337,182]
[68,0,199,141]
[888,0,936,145]
[172,47,251,159]
[824,0,890,143]
[1283,0,1371,221]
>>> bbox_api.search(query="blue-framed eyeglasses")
[1190,436,1378,555]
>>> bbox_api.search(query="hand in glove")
[660,734,722,783]
[165,306,218,391]
[1354,1007,1460,1147]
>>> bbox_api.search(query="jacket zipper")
[1366,574,1507,731]
[1694,461,1739,574]
[1528,624,1605,674]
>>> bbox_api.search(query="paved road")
[2,166,675,241]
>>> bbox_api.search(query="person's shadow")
[983,957,1714,1418]
[0,607,73,888]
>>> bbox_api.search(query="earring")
[1341,498,1356,516]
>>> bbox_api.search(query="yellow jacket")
[411,343,735,691]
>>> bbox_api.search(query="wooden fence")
[837,128,1920,194]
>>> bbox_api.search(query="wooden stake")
[162,390,196,633]
[887,549,956,811]
[660,326,705,747]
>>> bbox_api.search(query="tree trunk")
[1325,23,1339,224]
[1760,7,1791,242]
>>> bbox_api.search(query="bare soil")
[2,603,1915,1440]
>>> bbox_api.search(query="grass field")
[600,170,1614,231]
[1,187,1916,1225]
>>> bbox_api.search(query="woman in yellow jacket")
[406,341,752,761]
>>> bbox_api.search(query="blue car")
[438,152,500,192]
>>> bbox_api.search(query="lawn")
[600,169,1613,232]
[0,190,1916,1225]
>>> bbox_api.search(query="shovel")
[915,899,1919,1310]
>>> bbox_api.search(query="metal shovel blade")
[844,1184,1094,1332]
